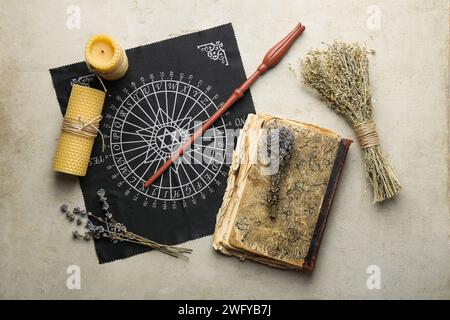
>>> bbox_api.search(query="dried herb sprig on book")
[60,189,192,260]
[301,41,401,203]
[266,126,295,219]
[213,114,351,272]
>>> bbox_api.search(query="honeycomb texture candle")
[53,84,106,176]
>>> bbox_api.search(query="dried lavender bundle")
[265,126,295,217]
[301,41,401,203]
[60,189,192,259]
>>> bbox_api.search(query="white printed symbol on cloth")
[197,41,229,66]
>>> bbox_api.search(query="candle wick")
[101,49,104,54]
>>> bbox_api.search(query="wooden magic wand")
[144,23,306,188]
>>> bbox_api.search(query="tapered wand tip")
[262,23,306,69]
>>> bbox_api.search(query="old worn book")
[213,114,352,272]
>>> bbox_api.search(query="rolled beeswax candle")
[85,34,128,80]
[53,84,106,176]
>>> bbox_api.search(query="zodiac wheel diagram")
[103,72,231,210]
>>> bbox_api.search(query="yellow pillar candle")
[85,34,128,80]
[53,84,106,176]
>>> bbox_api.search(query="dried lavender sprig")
[265,126,295,218]
[93,189,192,259]
[85,224,191,258]
[86,215,192,257]
[122,230,192,253]
[60,192,193,259]
[66,208,191,259]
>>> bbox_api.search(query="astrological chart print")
[105,72,233,210]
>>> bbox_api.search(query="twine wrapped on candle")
[53,84,106,176]
[301,41,401,203]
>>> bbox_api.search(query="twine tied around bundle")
[62,115,105,152]
[354,121,379,149]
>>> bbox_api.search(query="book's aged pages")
[213,114,351,271]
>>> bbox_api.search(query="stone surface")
[0,0,448,299]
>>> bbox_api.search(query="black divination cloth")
[50,23,255,263]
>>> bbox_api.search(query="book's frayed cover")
[213,114,352,272]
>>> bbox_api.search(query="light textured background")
[0,0,448,299]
